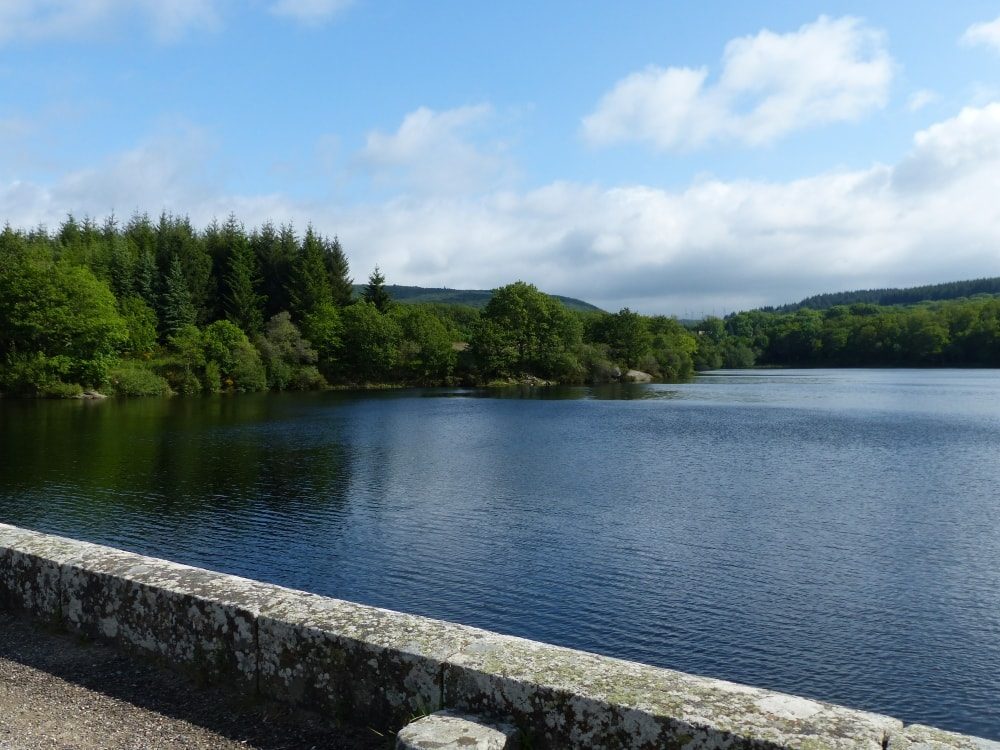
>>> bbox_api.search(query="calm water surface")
[2,369,999,738]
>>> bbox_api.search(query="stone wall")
[1,522,997,750]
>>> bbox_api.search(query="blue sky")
[3,1,1000,314]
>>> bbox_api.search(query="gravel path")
[0,613,385,750]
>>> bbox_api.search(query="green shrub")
[203,360,222,394]
[40,381,84,399]
[290,365,327,390]
[106,361,171,397]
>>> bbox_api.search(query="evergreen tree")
[133,244,157,307]
[157,213,213,324]
[287,226,333,323]
[224,226,265,335]
[326,235,354,307]
[161,256,197,338]
[107,235,135,300]
[363,266,391,313]
[253,222,296,319]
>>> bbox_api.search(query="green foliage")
[591,308,652,369]
[118,296,159,355]
[777,276,1000,312]
[326,235,354,307]
[301,302,344,377]
[363,266,393,313]
[339,301,401,383]
[357,284,602,312]
[704,296,1000,368]
[106,361,172,397]
[161,256,198,339]
[155,322,266,394]
[157,325,207,395]
[256,312,327,390]
[288,226,335,322]
[0,242,127,394]
[24,211,1000,396]
[222,217,265,334]
[470,281,583,380]
[156,213,213,324]
[391,305,456,383]
[202,320,267,391]
[647,316,697,380]
[253,222,295,319]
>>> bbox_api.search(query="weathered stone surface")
[4,523,998,750]
[443,634,902,750]
[396,710,519,749]
[0,524,92,620]
[257,587,491,732]
[61,545,277,685]
[888,725,1000,750]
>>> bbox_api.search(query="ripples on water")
[2,369,1000,738]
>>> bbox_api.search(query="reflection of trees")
[0,394,354,538]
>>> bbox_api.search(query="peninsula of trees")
[1,213,999,399]
[0,214,696,397]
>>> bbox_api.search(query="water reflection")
[423,383,681,400]
[2,371,1000,739]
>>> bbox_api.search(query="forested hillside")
[695,298,1000,369]
[0,213,697,397]
[351,284,603,312]
[774,277,1000,312]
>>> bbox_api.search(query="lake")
[2,369,999,738]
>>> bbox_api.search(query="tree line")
[773,277,1000,312]
[4,213,997,398]
[695,299,1000,369]
[0,214,699,397]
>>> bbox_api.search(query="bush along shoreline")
[0,215,699,398]
[4,213,997,399]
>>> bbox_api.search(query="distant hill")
[351,284,604,313]
[773,277,1000,312]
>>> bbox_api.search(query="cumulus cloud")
[0,0,220,45]
[961,15,1000,52]
[4,104,1000,314]
[582,16,893,151]
[269,0,353,25]
[357,104,515,194]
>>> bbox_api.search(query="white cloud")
[139,0,220,41]
[269,0,353,25]
[0,0,220,45]
[583,15,893,151]
[358,105,515,194]
[907,89,938,112]
[5,104,1000,314]
[961,15,1000,52]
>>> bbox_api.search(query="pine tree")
[326,235,354,307]
[287,226,333,323]
[363,266,392,313]
[157,213,212,324]
[253,221,296,319]
[161,256,197,338]
[134,244,157,307]
[108,236,135,300]
[222,218,264,335]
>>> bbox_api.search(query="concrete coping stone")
[395,710,519,750]
[3,523,999,749]
[444,633,903,749]
[889,725,1000,750]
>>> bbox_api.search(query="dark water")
[2,369,1000,738]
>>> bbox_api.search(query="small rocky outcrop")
[622,370,653,383]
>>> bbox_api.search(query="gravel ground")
[0,612,385,750]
